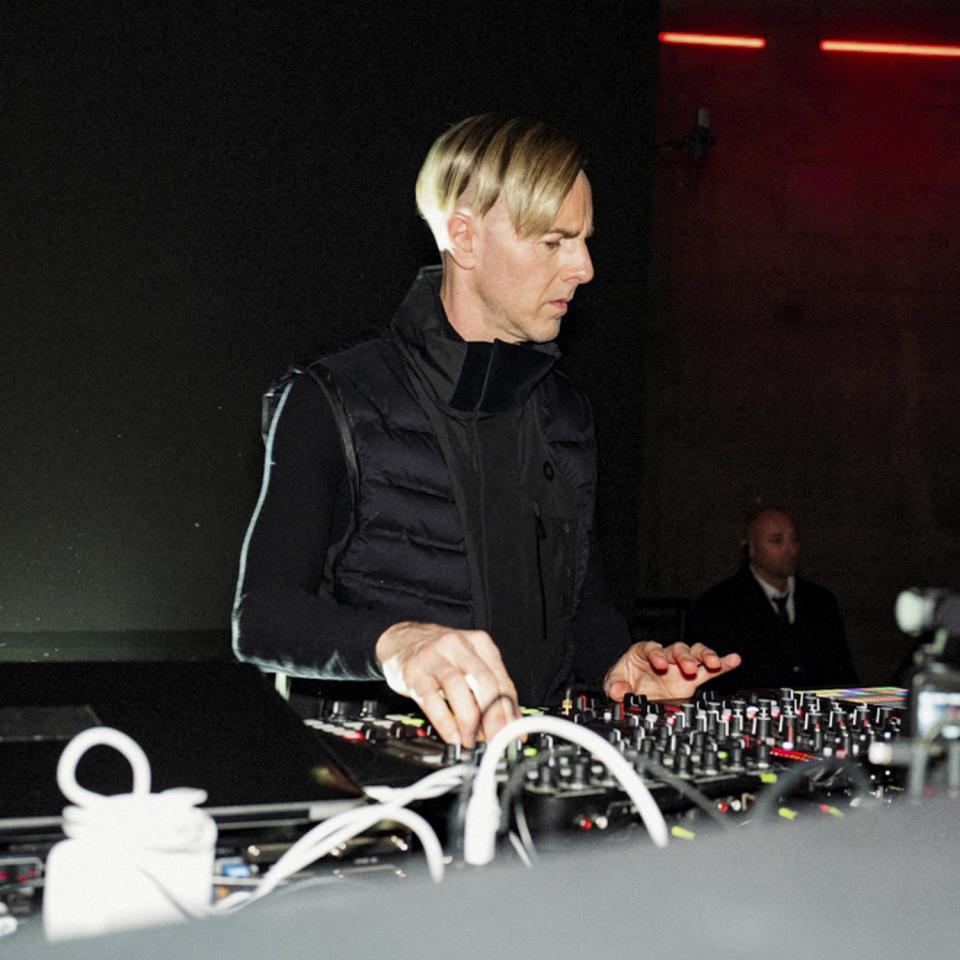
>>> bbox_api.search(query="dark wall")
[642,1,960,682]
[1,2,659,644]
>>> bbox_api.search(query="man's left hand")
[603,641,741,702]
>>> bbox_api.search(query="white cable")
[57,727,152,805]
[463,714,670,865]
[216,800,446,913]
[507,831,534,869]
[212,761,473,913]
[362,762,473,805]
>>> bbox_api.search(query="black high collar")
[389,266,561,414]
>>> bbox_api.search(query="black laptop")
[0,660,365,847]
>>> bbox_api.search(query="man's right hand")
[375,621,519,747]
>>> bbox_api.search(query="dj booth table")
[8,797,960,959]
[2,661,959,957]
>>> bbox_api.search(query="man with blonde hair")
[233,115,739,745]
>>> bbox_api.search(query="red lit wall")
[641,5,960,681]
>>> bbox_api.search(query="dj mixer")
[304,686,908,836]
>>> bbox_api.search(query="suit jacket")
[686,566,859,694]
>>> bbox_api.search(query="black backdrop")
[1,1,660,653]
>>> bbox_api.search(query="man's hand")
[376,621,520,747]
[603,641,741,702]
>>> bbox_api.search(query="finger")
[457,631,520,738]
[687,642,724,670]
[414,685,463,746]
[718,652,741,673]
[656,642,703,676]
[606,679,632,702]
[479,685,520,743]
[459,662,518,743]
[635,641,669,669]
[433,667,483,748]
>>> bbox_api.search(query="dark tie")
[773,595,790,624]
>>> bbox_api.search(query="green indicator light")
[778,807,798,821]
[401,717,424,726]
[759,772,778,784]
[523,747,539,757]
[670,826,696,841]
[717,750,729,760]
[520,707,544,716]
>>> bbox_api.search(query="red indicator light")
[659,32,766,49]
[341,731,364,741]
[821,40,960,58]
[0,870,7,881]
[771,747,818,762]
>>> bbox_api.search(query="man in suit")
[686,507,858,694]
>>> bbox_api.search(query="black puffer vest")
[312,334,596,636]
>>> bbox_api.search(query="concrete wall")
[641,2,960,682]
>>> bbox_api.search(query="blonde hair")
[415,114,586,252]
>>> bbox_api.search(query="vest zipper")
[533,499,548,641]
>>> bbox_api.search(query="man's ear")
[445,209,477,269]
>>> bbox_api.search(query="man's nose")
[567,241,594,285]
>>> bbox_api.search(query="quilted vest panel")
[315,336,595,627]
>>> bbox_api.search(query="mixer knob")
[388,721,417,739]
[572,757,590,786]
[536,764,556,789]
[624,692,647,711]
[755,709,771,740]
[323,699,360,719]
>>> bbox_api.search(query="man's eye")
[544,240,561,250]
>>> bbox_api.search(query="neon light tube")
[821,40,960,58]
[659,32,766,49]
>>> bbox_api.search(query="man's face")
[746,510,799,587]
[466,170,594,343]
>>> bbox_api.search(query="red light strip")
[821,40,960,58]
[659,32,766,50]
